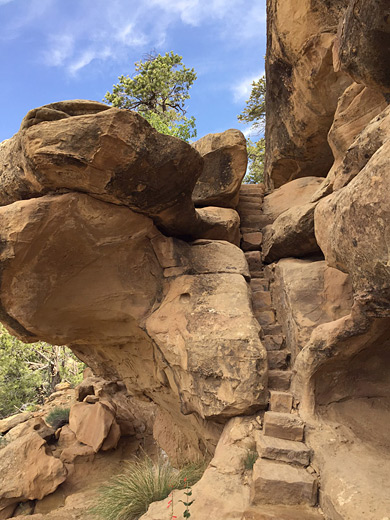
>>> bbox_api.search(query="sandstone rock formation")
[265,0,352,188]
[192,129,247,208]
[0,106,268,469]
[1,1,390,517]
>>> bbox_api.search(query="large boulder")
[146,266,268,419]
[192,129,247,208]
[0,102,203,236]
[262,202,321,262]
[0,432,67,515]
[68,401,120,453]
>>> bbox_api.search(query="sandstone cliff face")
[263,1,390,518]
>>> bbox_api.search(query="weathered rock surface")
[262,202,321,262]
[315,136,390,314]
[192,129,247,208]
[312,87,389,200]
[271,259,353,362]
[265,0,351,188]
[0,432,67,514]
[146,270,268,419]
[334,0,390,93]
[262,177,323,224]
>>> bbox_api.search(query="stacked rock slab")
[237,185,320,514]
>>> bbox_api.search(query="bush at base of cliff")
[90,455,205,520]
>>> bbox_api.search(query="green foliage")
[91,455,205,520]
[104,51,197,141]
[46,407,70,428]
[237,75,266,132]
[244,137,265,184]
[244,449,259,470]
[0,324,85,419]
[238,74,266,184]
[141,110,197,142]
[0,435,8,450]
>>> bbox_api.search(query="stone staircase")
[237,185,323,519]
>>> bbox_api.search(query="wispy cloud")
[232,70,264,103]
[1,0,266,75]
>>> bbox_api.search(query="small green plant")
[91,455,205,520]
[45,407,70,429]
[0,435,8,450]
[244,449,259,470]
[179,477,194,518]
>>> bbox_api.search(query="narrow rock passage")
[237,184,323,518]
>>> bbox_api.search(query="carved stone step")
[255,310,276,327]
[237,201,262,211]
[239,195,264,204]
[245,251,263,272]
[269,391,293,413]
[268,350,290,370]
[240,184,264,194]
[264,412,304,442]
[250,278,269,292]
[261,324,283,336]
[262,334,284,351]
[242,232,263,252]
[255,431,310,466]
[252,290,272,311]
[241,214,271,228]
[241,226,264,235]
[268,370,292,390]
[251,459,318,507]
[242,505,324,519]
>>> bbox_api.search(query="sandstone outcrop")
[0,432,67,515]
[192,129,247,208]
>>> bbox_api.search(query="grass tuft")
[244,449,259,470]
[90,455,206,520]
[45,407,70,429]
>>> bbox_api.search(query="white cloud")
[43,34,74,66]
[232,70,264,103]
[0,0,15,5]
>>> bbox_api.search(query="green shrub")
[244,449,259,470]
[46,407,70,429]
[91,455,206,520]
[0,435,8,450]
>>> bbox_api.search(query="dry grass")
[90,455,206,520]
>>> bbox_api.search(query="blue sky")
[0,0,266,142]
